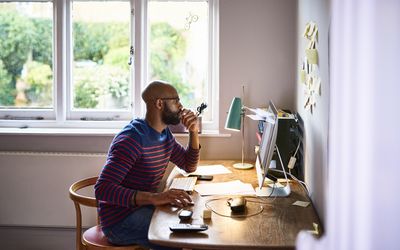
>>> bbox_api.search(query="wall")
[0,0,297,228]
[296,0,330,223]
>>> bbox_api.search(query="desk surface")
[148,160,321,250]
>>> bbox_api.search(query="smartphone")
[189,174,213,181]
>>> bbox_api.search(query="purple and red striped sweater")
[94,119,199,229]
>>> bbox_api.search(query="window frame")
[0,0,219,131]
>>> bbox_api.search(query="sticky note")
[303,23,310,38]
[292,200,310,207]
[307,22,315,37]
[306,49,318,64]
[307,222,319,235]
[300,70,306,83]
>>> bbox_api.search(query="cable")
[293,140,301,158]
[288,140,301,175]
[273,169,310,196]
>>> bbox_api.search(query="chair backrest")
[69,176,98,250]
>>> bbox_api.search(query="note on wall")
[300,21,322,114]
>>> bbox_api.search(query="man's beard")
[161,104,181,125]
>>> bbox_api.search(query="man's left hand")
[180,109,198,133]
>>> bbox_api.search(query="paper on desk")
[292,200,310,207]
[194,180,256,196]
[178,164,232,177]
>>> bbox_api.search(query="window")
[0,0,219,131]
[0,0,54,119]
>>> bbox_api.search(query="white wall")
[297,1,400,249]
[296,0,330,223]
[0,0,297,227]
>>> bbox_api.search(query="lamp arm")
[242,105,252,112]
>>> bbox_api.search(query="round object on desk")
[233,162,253,169]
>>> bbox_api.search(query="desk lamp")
[225,96,253,169]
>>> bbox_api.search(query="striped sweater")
[94,119,199,229]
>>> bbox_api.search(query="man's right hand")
[135,189,193,208]
[151,189,193,207]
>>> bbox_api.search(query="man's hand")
[150,189,193,207]
[180,108,198,133]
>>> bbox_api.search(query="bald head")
[142,80,177,105]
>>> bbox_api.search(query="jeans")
[102,205,179,250]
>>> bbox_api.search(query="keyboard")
[169,177,198,193]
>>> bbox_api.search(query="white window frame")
[66,0,135,122]
[0,0,219,131]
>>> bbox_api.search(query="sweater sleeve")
[169,138,200,173]
[94,133,142,208]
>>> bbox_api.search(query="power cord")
[273,168,310,196]
[288,140,301,175]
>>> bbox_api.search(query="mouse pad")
[206,197,263,218]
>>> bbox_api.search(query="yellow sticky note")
[292,200,310,207]
[303,23,311,38]
[307,22,315,37]
[306,49,318,64]
[300,70,306,83]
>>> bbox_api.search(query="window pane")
[148,1,210,120]
[72,1,131,110]
[0,1,53,109]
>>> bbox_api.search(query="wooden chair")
[69,177,147,250]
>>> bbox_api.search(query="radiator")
[0,151,107,227]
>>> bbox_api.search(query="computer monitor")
[255,100,291,197]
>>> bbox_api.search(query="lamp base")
[233,162,253,169]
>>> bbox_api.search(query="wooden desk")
[148,160,321,249]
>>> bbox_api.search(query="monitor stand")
[256,182,291,197]
[255,146,291,197]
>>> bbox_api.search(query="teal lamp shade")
[225,97,242,131]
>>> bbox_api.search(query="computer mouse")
[227,197,246,213]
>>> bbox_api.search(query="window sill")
[0,127,231,137]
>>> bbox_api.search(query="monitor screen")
[256,100,279,189]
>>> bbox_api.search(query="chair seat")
[83,225,141,250]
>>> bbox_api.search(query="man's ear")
[155,99,164,110]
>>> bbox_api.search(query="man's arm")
[133,189,193,207]
[182,109,200,150]
[169,109,200,173]
[94,134,141,208]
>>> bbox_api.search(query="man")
[95,81,200,249]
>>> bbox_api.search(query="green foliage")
[73,65,129,109]
[74,81,101,109]
[106,66,129,99]
[150,22,192,105]
[104,46,130,70]
[73,22,129,65]
[31,18,53,67]
[0,10,34,77]
[73,66,102,109]
[23,61,53,106]
[107,23,129,48]
[0,9,191,109]
[0,60,14,106]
